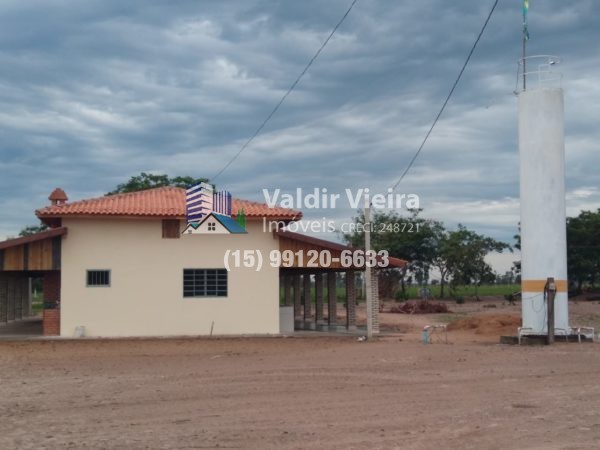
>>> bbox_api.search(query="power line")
[391,0,500,191]
[210,0,359,182]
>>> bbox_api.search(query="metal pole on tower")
[364,196,373,339]
[522,0,529,90]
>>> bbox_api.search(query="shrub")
[394,290,407,302]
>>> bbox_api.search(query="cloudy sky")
[1,0,599,270]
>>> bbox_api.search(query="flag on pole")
[523,0,530,41]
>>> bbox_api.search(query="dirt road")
[1,336,599,449]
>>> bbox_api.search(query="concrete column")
[346,271,356,330]
[284,275,293,307]
[0,275,7,324]
[370,270,380,334]
[293,274,302,323]
[315,273,325,327]
[327,272,337,329]
[519,86,569,333]
[303,274,312,328]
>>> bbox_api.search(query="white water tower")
[517,55,569,335]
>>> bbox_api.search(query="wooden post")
[293,274,302,326]
[303,274,312,326]
[327,272,337,329]
[315,274,325,326]
[546,277,556,345]
[284,275,292,307]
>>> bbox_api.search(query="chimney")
[49,188,68,206]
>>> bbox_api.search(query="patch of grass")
[404,284,519,299]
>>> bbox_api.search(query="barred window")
[183,269,228,297]
[87,270,110,287]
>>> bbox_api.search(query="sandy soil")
[1,299,600,449]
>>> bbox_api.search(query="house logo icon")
[183,182,247,235]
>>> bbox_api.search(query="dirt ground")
[1,299,600,449]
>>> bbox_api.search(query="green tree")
[19,223,48,237]
[107,173,210,195]
[343,209,443,299]
[511,223,521,281]
[440,225,509,300]
[567,209,600,292]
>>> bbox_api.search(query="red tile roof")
[36,187,302,221]
[276,230,408,268]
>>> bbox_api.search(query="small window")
[87,270,110,287]
[162,219,181,238]
[183,269,227,297]
[208,222,216,231]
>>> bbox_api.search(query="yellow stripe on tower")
[521,279,567,293]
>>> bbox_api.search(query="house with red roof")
[0,187,405,337]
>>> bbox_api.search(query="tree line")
[343,210,509,299]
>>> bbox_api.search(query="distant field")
[31,291,43,314]
[281,283,519,304]
[404,283,520,299]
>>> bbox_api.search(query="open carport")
[0,227,66,336]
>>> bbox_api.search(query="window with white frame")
[183,269,227,297]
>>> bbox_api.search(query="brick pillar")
[315,273,325,326]
[43,271,61,305]
[0,275,7,324]
[293,274,302,323]
[43,271,61,336]
[370,269,380,334]
[303,274,312,325]
[43,309,60,336]
[284,275,293,307]
[346,271,356,330]
[327,272,337,329]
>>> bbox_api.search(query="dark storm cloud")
[1,0,599,261]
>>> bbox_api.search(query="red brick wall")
[43,271,61,336]
[43,271,61,303]
[43,309,60,336]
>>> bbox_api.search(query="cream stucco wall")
[60,218,280,337]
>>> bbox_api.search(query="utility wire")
[391,0,500,191]
[210,0,359,182]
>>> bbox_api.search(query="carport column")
[315,273,325,327]
[303,274,313,328]
[346,271,356,330]
[14,277,22,320]
[42,271,61,336]
[25,277,32,317]
[284,275,293,307]
[370,269,380,334]
[327,272,337,330]
[293,274,302,327]
[0,275,7,324]
[7,275,15,321]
